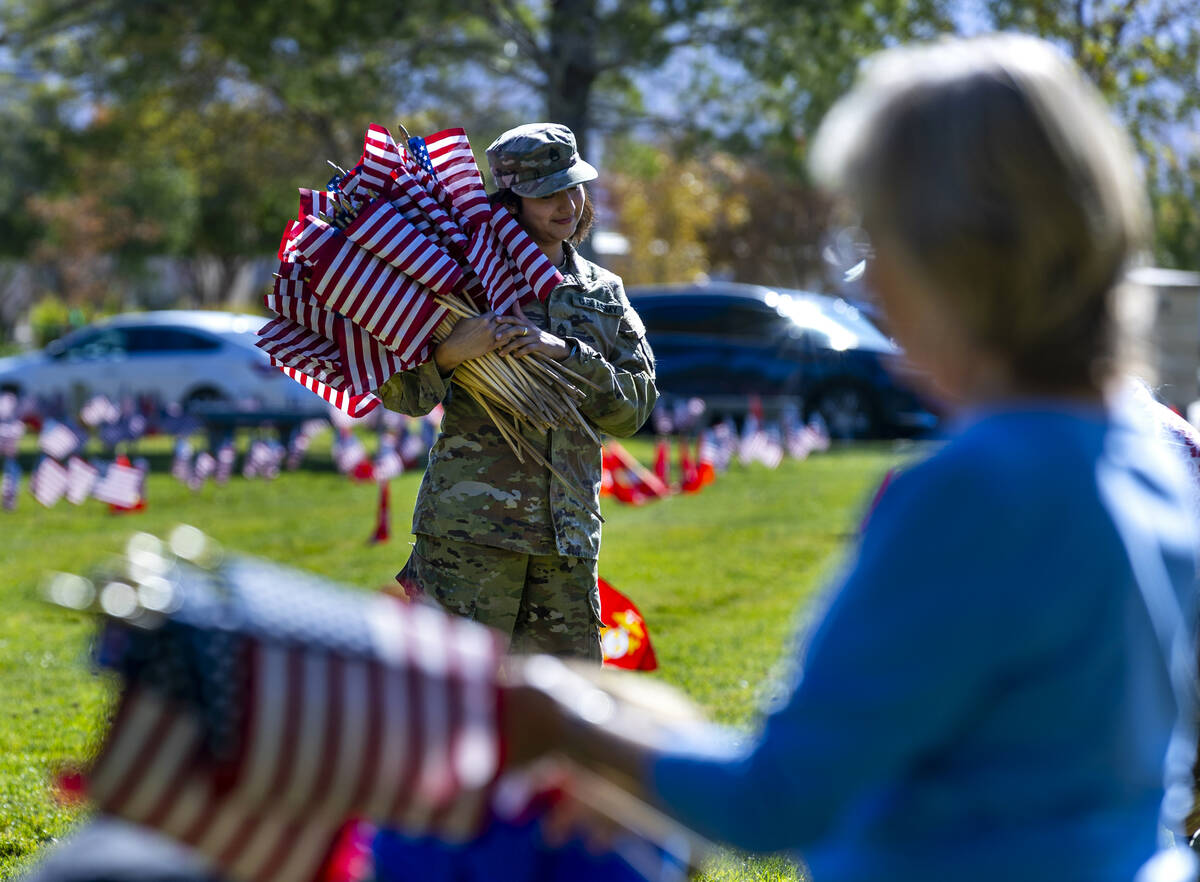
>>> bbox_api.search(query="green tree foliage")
[984,0,1200,268]
[0,0,533,307]
[2,0,1197,313]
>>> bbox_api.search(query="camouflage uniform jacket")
[377,244,657,560]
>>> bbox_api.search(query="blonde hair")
[810,33,1148,391]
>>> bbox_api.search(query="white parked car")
[0,310,327,414]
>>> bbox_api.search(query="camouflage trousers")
[397,533,603,663]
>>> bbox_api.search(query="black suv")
[626,282,939,439]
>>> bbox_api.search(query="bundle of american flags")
[258,124,604,507]
[47,530,704,882]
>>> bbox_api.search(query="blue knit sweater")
[651,401,1197,881]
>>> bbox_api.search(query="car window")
[779,294,897,353]
[123,326,223,354]
[635,296,783,339]
[58,328,128,360]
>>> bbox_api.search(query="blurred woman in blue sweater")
[506,34,1198,882]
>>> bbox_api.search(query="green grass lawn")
[0,435,914,880]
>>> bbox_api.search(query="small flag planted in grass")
[31,457,69,507]
[95,459,143,510]
[2,458,20,511]
[599,577,658,671]
[39,419,82,461]
[65,457,99,505]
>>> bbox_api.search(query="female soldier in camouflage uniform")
[378,123,657,662]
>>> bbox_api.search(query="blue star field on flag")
[408,136,439,180]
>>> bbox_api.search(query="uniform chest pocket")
[552,291,625,353]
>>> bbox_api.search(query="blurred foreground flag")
[598,578,658,671]
[61,536,504,882]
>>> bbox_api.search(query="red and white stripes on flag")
[85,598,503,882]
[65,456,99,505]
[294,217,449,366]
[190,451,216,491]
[343,198,464,295]
[273,363,380,419]
[93,461,143,508]
[30,457,69,507]
[359,124,406,196]
[463,206,564,314]
[488,206,563,301]
[257,317,343,387]
[423,128,491,228]
[39,420,81,460]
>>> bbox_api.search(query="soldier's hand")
[434,312,526,373]
[495,302,571,361]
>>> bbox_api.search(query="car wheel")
[809,383,879,440]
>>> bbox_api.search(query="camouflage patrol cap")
[486,123,598,198]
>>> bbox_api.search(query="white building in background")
[1119,266,1200,414]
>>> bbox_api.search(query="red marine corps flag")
[598,578,659,671]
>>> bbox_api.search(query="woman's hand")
[495,302,571,361]
[434,312,525,374]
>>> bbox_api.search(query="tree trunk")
[544,0,598,160]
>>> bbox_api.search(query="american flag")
[83,551,503,882]
[462,206,564,314]
[0,419,23,458]
[780,402,811,460]
[39,419,82,460]
[93,460,143,508]
[806,416,831,452]
[171,439,194,484]
[738,417,783,469]
[292,216,449,368]
[2,458,20,511]
[342,198,464,295]
[359,124,407,195]
[710,419,738,472]
[65,456,100,505]
[421,128,491,228]
[272,363,381,420]
[81,394,121,428]
[697,430,720,472]
[285,433,311,472]
[407,136,437,178]
[190,452,216,491]
[30,457,69,507]
[285,419,327,471]
[215,440,236,485]
[373,434,404,483]
[243,440,283,480]
[333,432,368,475]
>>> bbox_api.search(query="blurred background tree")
[985,0,1200,269]
[0,0,1197,336]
